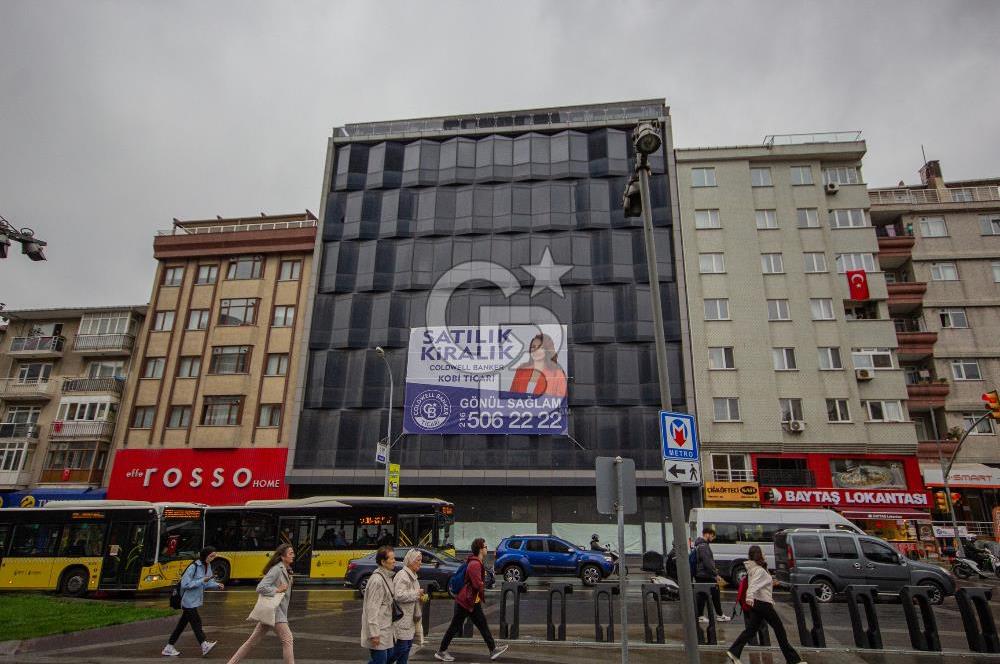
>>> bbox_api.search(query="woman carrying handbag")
[391,549,429,664]
[228,544,296,664]
[361,546,398,664]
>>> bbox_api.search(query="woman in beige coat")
[391,549,429,664]
[361,546,397,664]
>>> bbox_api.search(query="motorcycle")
[952,555,989,580]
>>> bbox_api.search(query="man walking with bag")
[361,545,397,664]
[434,538,508,662]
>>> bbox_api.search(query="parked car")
[494,535,615,586]
[773,528,955,605]
[346,547,494,594]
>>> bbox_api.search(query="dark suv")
[774,529,955,604]
[494,535,614,586]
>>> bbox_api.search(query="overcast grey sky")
[2,0,998,310]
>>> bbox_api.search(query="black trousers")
[695,576,724,617]
[438,602,495,653]
[728,601,801,664]
[168,607,206,645]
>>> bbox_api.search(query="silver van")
[773,528,955,605]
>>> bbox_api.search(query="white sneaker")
[490,644,510,660]
[717,613,732,622]
[726,652,742,664]
[161,645,180,657]
[201,641,217,656]
[698,616,709,624]
[434,652,455,662]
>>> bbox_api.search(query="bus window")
[240,512,275,551]
[356,516,395,548]
[205,512,241,551]
[437,510,454,549]
[316,519,354,549]
[0,523,10,555]
[11,523,61,556]
[59,523,103,557]
[703,522,739,544]
[160,518,201,562]
[398,515,435,548]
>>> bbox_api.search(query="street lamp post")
[375,347,393,498]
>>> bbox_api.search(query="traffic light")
[951,492,962,506]
[934,491,948,512]
[983,390,1000,420]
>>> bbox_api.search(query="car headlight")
[603,556,613,562]
[144,574,162,583]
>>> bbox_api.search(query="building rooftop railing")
[157,219,317,236]
[869,185,1000,206]
[764,131,863,146]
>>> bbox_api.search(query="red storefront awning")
[841,509,931,522]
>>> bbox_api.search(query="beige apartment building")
[0,305,145,501]
[107,212,316,502]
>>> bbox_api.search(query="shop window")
[829,458,905,489]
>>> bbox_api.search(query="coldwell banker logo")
[410,390,452,430]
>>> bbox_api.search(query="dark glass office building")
[289,100,691,546]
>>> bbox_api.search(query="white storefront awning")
[921,463,1000,488]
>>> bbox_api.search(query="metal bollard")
[742,607,770,646]
[789,584,826,648]
[692,582,718,645]
[546,583,573,641]
[956,587,1000,653]
[419,581,434,637]
[899,586,941,652]
[641,583,665,644]
[593,583,620,643]
[498,581,527,640]
[844,585,883,649]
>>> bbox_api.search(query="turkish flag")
[847,269,870,300]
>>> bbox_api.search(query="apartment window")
[699,253,726,274]
[177,356,201,378]
[202,396,243,426]
[963,412,995,435]
[796,208,820,228]
[767,299,791,321]
[779,398,803,422]
[79,311,133,335]
[951,188,974,203]
[258,404,282,428]
[708,347,735,370]
[852,348,894,370]
[827,399,851,423]
[704,299,730,320]
[272,306,296,327]
[167,406,192,428]
[694,209,721,229]
[951,359,983,381]
[227,255,264,280]
[823,166,861,185]
[713,398,741,422]
[755,209,778,230]
[209,346,252,374]
[710,453,750,482]
[919,217,948,237]
[939,308,969,329]
[750,167,773,187]
[864,400,905,422]
[218,298,258,326]
[131,406,155,429]
[86,360,123,379]
[993,262,1000,283]
[836,253,877,273]
[187,309,210,331]
[142,357,165,379]
[265,353,289,376]
[789,166,814,185]
[16,363,52,383]
[56,399,116,422]
[829,209,868,229]
[773,348,797,371]
[195,265,218,285]
[761,253,784,274]
[930,262,959,281]
[279,260,302,281]
[979,215,1000,236]
[162,266,184,287]
[804,253,828,273]
[691,167,716,187]
[818,347,843,370]
[152,311,175,332]
[811,298,835,320]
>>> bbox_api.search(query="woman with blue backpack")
[434,538,508,662]
[161,546,224,657]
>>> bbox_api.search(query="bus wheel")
[61,567,90,597]
[211,559,231,586]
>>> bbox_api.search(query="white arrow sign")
[663,459,701,486]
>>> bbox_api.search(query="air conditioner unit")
[784,420,806,433]
[825,182,840,195]
[855,368,875,381]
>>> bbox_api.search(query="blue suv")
[495,535,614,586]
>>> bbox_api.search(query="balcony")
[8,335,65,358]
[711,470,756,483]
[870,186,1000,206]
[0,378,56,402]
[896,331,938,361]
[38,468,105,485]
[906,382,950,410]
[877,236,916,270]
[49,421,115,441]
[62,377,125,396]
[757,468,816,487]
[887,282,927,314]
[72,333,136,356]
[918,439,958,460]
[0,422,41,440]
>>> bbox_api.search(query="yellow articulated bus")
[0,500,205,595]
[203,497,456,583]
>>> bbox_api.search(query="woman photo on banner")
[508,333,567,398]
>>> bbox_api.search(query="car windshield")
[434,550,460,563]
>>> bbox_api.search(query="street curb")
[1,616,176,655]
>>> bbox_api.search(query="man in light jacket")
[361,545,397,664]
[392,549,429,664]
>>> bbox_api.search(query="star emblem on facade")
[522,247,572,297]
